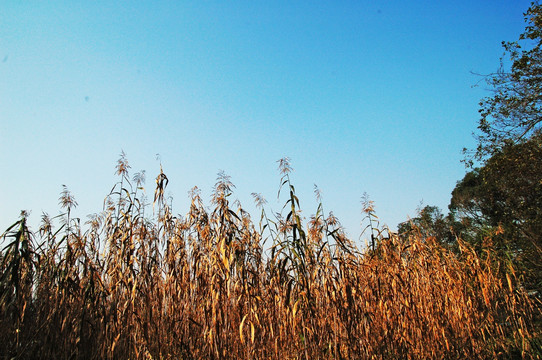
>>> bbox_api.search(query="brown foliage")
[1,161,540,359]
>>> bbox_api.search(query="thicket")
[1,156,540,359]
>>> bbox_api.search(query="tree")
[451,133,542,290]
[451,1,542,292]
[397,205,455,244]
[467,2,542,165]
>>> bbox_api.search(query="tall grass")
[1,156,540,359]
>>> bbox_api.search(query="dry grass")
[1,157,540,359]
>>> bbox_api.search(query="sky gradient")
[0,0,534,242]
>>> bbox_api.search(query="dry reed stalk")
[0,156,539,359]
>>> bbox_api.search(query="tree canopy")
[452,134,542,286]
[400,2,542,293]
[468,2,542,164]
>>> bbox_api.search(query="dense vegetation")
[0,157,540,359]
[2,2,542,359]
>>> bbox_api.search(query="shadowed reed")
[1,156,540,359]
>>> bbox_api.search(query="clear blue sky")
[0,0,533,242]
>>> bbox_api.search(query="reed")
[1,156,540,359]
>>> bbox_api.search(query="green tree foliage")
[454,2,542,291]
[397,205,454,244]
[451,133,542,290]
[402,3,542,294]
[468,2,542,164]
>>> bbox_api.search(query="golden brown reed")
[1,158,540,359]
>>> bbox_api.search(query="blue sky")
[0,0,533,242]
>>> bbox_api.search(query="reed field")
[1,156,540,359]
